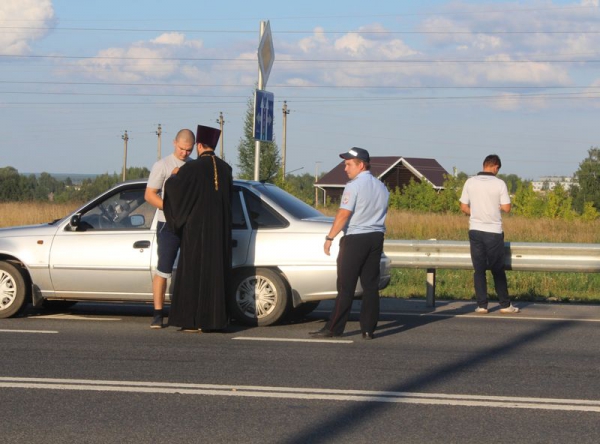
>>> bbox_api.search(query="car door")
[49,185,156,300]
[231,185,251,267]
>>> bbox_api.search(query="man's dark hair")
[483,154,501,168]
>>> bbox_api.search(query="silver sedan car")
[0,179,390,325]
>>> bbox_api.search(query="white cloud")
[151,32,203,49]
[0,0,55,55]
[77,46,177,82]
[76,33,205,81]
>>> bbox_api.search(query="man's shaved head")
[175,129,195,144]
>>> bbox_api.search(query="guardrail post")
[426,268,436,307]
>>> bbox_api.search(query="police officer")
[310,147,389,340]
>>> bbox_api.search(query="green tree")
[436,173,467,214]
[236,94,281,182]
[279,172,317,205]
[390,178,438,212]
[0,167,23,201]
[544,184,576,220]
[512,182,544,218]
[580,201,600,221]
[571,147,600,213]
[498,173,522,194]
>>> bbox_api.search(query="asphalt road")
[1,298,599,444]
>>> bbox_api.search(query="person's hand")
[324,239,332,256]
[171,167,180,175]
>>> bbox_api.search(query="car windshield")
[254,183,324,220]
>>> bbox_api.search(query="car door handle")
[133,240,151,249]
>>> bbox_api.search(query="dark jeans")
[326,232,384,335]
[468,230,510,308]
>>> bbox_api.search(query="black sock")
[153,309,163,317]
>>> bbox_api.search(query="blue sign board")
[254,89,274,142]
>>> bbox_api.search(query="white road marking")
[0,329,58,334]
[233,336,353,344]
[30,314,121,321]
[380,312,600,323]
[315,310,600,323]
[1,377,599,413]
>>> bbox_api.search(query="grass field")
[2,203,599,303]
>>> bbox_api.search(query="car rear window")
[256,184,324,220]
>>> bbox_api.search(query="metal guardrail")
[383,240,600,307]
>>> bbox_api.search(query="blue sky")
[1,0,599,180]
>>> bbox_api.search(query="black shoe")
[309,328,340,338]
[150,314,163,329]
[362,332,374,340]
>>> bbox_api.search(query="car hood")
[0,223,61,238]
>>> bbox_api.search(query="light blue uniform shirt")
[340,171,389,235]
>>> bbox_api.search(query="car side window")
[232,190,247,230]
[241,189,287,229]
[77,188,154,231]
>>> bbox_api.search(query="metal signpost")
[254,20,275,181]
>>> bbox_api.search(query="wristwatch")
[325,236,334,241]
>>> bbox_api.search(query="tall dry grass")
[0,202,82,228]
[320,207,600,302]
[321,208,600,243]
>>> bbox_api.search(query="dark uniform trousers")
[326,231,384,336]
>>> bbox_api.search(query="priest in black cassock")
[163,124,232,332]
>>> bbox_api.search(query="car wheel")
[229,268,290,326]
[0,261,27,319]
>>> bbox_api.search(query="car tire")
[0,261,28,319]
[229,268,290,326]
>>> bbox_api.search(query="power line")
[1,80,600,90]
[3,26,600,35]
[2,54,599,63]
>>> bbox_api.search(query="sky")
[1,0,599,181]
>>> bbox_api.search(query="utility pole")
[282,101,289,180]
[156,124,162,160]
[121,130,129,182]
[216,112,224,158]
[314,161,321,207]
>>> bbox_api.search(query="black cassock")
[163,152,232,330]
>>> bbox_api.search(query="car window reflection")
[78,188,154,231]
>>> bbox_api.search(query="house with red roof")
[315,157,449,205]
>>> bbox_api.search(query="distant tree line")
[0,166,150,203]
[2,145,598,221]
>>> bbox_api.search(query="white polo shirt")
[460,173,511,234]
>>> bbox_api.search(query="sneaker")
[500,304,520,314]
[474,307,489,314]
[150,314,163,329]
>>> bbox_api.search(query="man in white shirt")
[460,154,519,314]
[144,129,195,328]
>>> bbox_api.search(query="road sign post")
[254,20,275,181]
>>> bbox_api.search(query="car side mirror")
[70,213,81,227]
[129,214,145,227]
